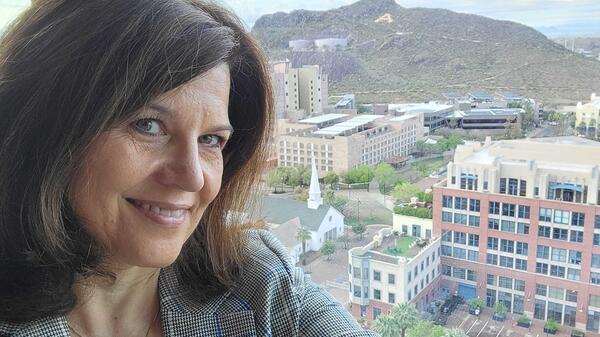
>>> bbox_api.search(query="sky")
[0,0,599,37]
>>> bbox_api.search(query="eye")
[133,118,164,136]
[199,135,224,148]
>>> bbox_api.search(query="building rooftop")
[468,91,494,100]
[391,103,454,114]
[389,114,419,122]
[450,108,523,118]
[313,114,383,136]
[298,113,348,124]
[260,196,332,231]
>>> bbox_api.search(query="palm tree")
[390,302,419,337]
[372,313,399,337]
[295,225,312,266]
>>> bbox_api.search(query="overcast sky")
[1,0,599,36]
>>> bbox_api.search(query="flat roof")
[443,92,464,99]
[313,114,383,136]
[390,114,418,122]
[461,109,523,117]
[397,103,453,114]
[299,113,348,124]
[497,91,522,99]
[468,91,494,99]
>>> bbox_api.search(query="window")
[500,220,515,233]
[388,293,396,304]
[548,287,564,300]
[515,258,527,271]
[516,242,528,255]
[408,271,412,282]
[550,265,566,278]
[468,215,480,227]
[499,178,507,194]
[591,272,600,285]
[536,262,549,275]
[373,289,381,300]
[453,247,466,259]
[468,250,479,262]
[596,215,600,229]
[551,248,567,262]
[468,234,479,247]
[500,239,514,253]
[552,228,568,240]
[570,230,584,243]
[538,226,551,238]
[487,274,497,285]
[517,222,529,235]
[518,205,530,219]
[442,230,452,242]
[442,195,453,208]
[534,300,546,320]
[373,271,381,281]
[388,274,395,284]
[502,203,515,217]
[373,307,382,320]
[467,270,476,281]
[442,211,452,222]
[591,295,600,307]
[488,201,500,216]
[537,245,550,259]
[548,302,563,323]
[571,212,585,226]
[454,213,467,225]
[469,199,480,212]
[536,284,548,296]
[594,234,600,246]
[454,232,466,244]
[519,180,527,197]
[499,256,514,268]
[567,268,580,281]
[487,237,498,250]
[453,267,466,279]
[554,209,570,224]
[488,218,499,230]
[454,197,467,210]
[498,276,512,289]
[508,178,518,195]
[592,254,600,268]
[569,250,582,265]
[353,285,362,297]
[539,208,552,222]
[441,245,452,256]
[514,279,525,292]
[487,254,498,265]
[442,265,451,276]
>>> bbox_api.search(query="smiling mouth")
[126,198,189,226]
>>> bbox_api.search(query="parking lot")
[444,305,598,337]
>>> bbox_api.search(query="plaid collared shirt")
[0,230,380,337]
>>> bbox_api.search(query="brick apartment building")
[434,136,600,332]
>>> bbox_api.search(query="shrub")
[393,206,433,219]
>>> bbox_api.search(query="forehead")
[151,63,231,123]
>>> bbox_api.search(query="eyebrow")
[147,103,234,134]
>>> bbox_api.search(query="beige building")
[348,226,441,321]
[575,93,600,132]
[276,113,425,177]
[272,60,328,120]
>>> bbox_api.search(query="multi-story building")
[433,136,600,332]
[276,113,425,177]
[389,103,453,133]
[575,93,600,134]
[348,226,441,322]
[271,61,328,120]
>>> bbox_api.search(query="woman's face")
[71,64,232,268]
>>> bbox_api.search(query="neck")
[68,265,161,337]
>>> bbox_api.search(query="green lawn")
[383,236,418,257]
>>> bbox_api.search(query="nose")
[157,140,205,192]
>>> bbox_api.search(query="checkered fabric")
[0,230,380,337]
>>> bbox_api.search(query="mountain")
[251,0,600,104]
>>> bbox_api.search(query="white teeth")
[135,201,185,219]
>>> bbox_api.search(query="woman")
[0,1,379,336]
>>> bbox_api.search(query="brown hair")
[0,0,272,323]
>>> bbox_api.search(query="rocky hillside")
[252,0,600,104]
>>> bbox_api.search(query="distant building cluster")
[289,38,348,52]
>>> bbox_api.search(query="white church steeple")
[307,156,323,209]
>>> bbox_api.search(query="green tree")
[468,297,484,310]
[416,191,433,203]
[414,162,431,177]
[372,313,399,337]
[295,225,312,266]
[407,319,445,337]
[320,240,336,260]
[337,234,351,249]
[448,117,458,129]
[374,162,399,194]
[345,166,374,184]
[351,223,367,240]
[323,172,339,187]
[389,302,420,337]
[392,182,421,203]
[266,168,285,192]
[324,189,335,205]
[414,140,427,157]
